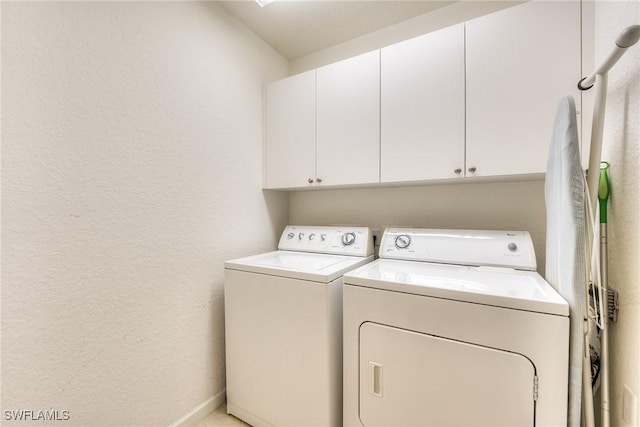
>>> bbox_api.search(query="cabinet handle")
[316,178,322,183]
[308,178,314,184]
[468,166,477,173]
[454,168,462,175]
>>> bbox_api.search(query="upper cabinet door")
[465,1,581,177]
[265,70,316,189]
[381,24,465,183]
[316,50,381,186]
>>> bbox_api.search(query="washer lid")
[225,251,373,283]
[343,259,568,316]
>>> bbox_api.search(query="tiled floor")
[195,404,251,427]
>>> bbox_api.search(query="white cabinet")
[264,70,316,189]
[316,50,380,186]
[264,1,584,189]
[465,1,582,177]
[381,24,465,183]
[264,51,380,189]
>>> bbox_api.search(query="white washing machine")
[343,228,569,427]
[225,225,374,427]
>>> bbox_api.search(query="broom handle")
[599,163,611,427]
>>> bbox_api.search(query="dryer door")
[359,322,536,426]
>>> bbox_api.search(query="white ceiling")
[217,0,456,60]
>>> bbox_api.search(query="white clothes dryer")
[225,225,373,427]
[343,228,569,427]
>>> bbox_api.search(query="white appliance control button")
[342,232,356,246]
[309,233,316,241]
[320,234,327,241]
[395,234,411,249]
[298,233,305,240]
[287,232,295,240]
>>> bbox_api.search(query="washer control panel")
[379,228,536,271]
[279,225,373,257]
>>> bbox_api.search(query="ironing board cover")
[545,95,586,427]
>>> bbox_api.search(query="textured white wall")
[1,2,288,426]
[595,1,640,425]
[290,0,523,74]
[289,180,548,271]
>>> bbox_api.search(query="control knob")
[287,232,295,240]
[395,234,411,249]
[342,232,356,246]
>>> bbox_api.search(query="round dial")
[395,234,411,249]
[341,232,356,246]
[287,232,295,240]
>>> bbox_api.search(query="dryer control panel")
[278,225,373,257]
[379,228,536,271]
